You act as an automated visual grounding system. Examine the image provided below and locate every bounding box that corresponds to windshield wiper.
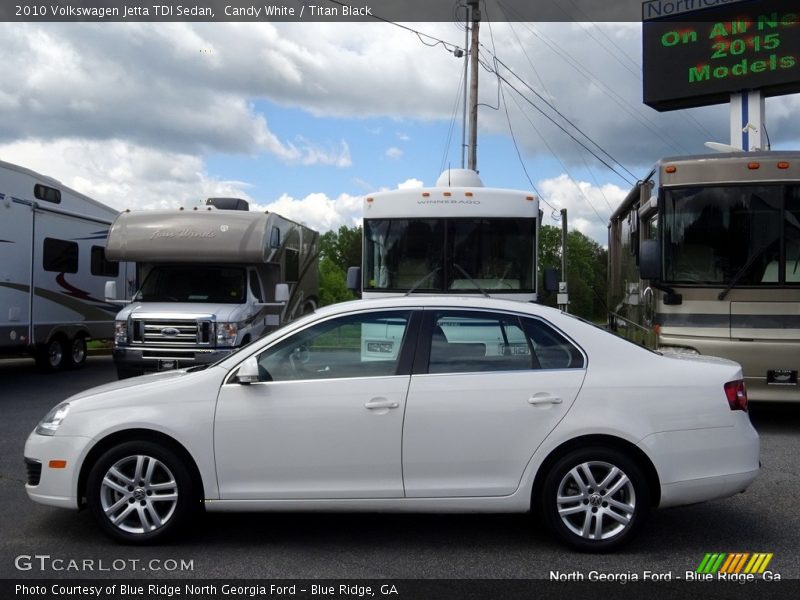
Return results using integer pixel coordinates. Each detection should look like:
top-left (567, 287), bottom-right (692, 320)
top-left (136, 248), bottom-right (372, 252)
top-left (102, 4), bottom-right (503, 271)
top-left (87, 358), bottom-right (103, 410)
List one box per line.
top-left (453, 264), bottom-right (491, 298)
top-left (718, 242), bottom-right (772, 301)
top-left (404, 268), bottom-right (440, 295)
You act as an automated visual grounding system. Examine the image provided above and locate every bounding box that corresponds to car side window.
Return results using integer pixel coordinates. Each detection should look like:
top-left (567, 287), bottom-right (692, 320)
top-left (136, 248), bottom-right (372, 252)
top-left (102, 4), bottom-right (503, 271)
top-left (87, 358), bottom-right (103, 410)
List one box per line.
top-left (522, 317), bottom-right (585, 369)
top-left (428, 311), bottom-right (533, 374)
top-left (256, 311), bottom-right (412, 381)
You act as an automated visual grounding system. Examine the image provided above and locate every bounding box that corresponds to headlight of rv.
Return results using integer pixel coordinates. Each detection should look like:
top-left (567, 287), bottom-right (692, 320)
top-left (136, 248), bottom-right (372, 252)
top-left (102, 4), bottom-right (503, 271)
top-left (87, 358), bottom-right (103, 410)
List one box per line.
top-left (216, 323), bottom-right (238, 347)
top-left (36, 403), bottom-right (71, 436)
top-left (114, 320), bottom-right (128, 344)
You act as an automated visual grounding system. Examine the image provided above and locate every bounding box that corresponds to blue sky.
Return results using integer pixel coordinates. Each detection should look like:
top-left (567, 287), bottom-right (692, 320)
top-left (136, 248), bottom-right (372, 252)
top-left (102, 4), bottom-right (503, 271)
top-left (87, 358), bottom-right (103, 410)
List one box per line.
top-left (0, 20), bottom-right (798, 245)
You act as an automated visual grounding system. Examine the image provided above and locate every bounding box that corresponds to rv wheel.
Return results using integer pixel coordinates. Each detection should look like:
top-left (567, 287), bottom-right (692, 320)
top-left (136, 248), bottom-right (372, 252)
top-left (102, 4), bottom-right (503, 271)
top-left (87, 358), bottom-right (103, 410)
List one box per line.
top-left (67, 336), bottom-right (87, 369)
top-left (36, 336), bottom-right (67, 372)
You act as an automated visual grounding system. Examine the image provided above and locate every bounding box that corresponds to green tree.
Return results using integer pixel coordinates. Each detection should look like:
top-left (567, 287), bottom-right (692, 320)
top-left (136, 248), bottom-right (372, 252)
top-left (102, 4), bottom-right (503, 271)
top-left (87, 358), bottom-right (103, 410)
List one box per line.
top-left (538, 224), bottom-right (608, 322)
top-left (317, 225), bottom-right (362, 306)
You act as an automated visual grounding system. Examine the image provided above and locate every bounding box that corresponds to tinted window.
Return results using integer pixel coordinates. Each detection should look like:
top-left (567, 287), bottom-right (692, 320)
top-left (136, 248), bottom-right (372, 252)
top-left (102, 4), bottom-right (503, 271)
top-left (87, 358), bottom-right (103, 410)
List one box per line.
top-left (91, 246), bottom-right (119, 277)
top-left (257, 311), bottom-right (411, 381)
top-left (249, 271), bottom-right (263, 302)
top-left (428, 311), bottom-right (532, 374)
top-left (43, 238), bottom-right (78, 273)
top-left (522, 318), bottom-right (585, 369)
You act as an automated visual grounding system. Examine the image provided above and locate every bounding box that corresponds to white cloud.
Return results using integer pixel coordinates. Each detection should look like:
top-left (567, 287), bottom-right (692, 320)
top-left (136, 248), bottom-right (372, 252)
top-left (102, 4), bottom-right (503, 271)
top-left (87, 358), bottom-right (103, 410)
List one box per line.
top-left (385, 146), bottom-right (403, 159)
top-left (397, 178), bottom-right (424, 190)
top-left (537, 174), bottom-right (627, 246)
top-left (252, 192), bottom-right (362, 232)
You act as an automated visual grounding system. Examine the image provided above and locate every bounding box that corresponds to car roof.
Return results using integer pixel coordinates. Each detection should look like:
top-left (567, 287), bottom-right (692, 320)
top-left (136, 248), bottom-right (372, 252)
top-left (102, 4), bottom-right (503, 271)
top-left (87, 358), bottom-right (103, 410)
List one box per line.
top-left (312, 295), bottom-right (562, 319)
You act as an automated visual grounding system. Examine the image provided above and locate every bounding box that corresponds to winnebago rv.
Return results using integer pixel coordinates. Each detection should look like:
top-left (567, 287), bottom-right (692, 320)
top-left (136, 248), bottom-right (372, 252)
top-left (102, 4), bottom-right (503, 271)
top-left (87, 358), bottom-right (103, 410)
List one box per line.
top-left (104, 199), bottom-right (319, 378)
top-left (0, 160), bottom-right (131, 371)
top-left (352, 169), bottom-right (542, 301)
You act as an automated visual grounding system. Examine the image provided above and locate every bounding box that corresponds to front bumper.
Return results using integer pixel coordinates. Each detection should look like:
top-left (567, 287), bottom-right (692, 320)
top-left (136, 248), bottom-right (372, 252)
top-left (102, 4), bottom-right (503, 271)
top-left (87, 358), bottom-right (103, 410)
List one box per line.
top-left (113, 345), bottom-right (235, 373)
top-left (24, 432), bottom-right (92, 509)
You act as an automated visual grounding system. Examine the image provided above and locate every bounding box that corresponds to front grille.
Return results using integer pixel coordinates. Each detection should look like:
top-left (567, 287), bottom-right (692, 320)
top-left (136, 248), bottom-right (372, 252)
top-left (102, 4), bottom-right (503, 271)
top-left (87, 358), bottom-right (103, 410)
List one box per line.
top-left (130, 319), bottom-right (213, 347)
top-left (25, 458), bottom-right (42, 486)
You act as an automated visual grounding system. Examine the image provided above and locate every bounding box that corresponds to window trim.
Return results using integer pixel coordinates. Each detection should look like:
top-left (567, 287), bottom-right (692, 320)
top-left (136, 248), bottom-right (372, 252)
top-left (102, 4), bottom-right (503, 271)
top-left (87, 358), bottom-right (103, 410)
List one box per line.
top-left (412, 307), bottom-right (587, 376)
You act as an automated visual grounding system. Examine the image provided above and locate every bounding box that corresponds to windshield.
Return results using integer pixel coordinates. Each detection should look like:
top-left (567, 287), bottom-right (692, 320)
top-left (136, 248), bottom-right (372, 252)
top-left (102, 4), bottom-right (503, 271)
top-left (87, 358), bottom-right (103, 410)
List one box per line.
top-left (364, 218), bottom-right (535, 292)
top-left (134, 266), bottom-right (247, 303)
top-left (662, 185), bottom-right (800, 286)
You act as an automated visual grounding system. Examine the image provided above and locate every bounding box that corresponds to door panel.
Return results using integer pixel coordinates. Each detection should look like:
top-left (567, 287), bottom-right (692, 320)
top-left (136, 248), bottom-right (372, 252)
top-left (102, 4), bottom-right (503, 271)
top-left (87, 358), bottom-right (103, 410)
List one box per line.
top-left (214, 375), bottom-right (410, 499)
top-left (402, 309), bottom-right (586, 498)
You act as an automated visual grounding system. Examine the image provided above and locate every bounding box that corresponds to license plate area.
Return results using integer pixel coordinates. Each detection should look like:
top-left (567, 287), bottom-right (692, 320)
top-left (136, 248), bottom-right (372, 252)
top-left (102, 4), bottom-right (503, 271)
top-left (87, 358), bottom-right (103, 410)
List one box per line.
top-left (767, 369), bottom-right (797, 386)
top-left (157, 359), bottom-right (179, 371)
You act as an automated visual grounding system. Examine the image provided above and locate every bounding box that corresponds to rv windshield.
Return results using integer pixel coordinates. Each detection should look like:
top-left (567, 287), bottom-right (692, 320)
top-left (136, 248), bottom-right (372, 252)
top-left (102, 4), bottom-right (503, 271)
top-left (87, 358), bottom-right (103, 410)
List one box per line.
top-left (134, 266), bottom-right (247, 303)
top-left (663, 185), bottom-right (800, 286)
top-left (364, 218), bottom-right (535, 292)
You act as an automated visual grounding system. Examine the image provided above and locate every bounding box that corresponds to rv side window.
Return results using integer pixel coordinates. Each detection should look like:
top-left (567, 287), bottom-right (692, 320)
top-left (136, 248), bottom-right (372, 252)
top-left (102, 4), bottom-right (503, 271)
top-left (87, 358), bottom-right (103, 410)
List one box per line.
top-left (285, 249), bottom-right (299, 282)
top-left (91, 246), bottom-right (119, 277)
top-left (43, 238), bottom-right (78, 273)
top-left (34, 184), bottom-right (61, 204)
top-left (270, 227), bottom-right (281, 249)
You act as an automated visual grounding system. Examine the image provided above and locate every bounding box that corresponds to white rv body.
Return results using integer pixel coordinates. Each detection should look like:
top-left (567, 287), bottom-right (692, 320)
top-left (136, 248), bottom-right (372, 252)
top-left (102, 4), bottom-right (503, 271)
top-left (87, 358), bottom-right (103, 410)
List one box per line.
top-left (360, 169), bottom-right (542, 302)
top-left (105, 203), bottom-right (319, 378)
top-left (0, 160), bottom-right (131, 370)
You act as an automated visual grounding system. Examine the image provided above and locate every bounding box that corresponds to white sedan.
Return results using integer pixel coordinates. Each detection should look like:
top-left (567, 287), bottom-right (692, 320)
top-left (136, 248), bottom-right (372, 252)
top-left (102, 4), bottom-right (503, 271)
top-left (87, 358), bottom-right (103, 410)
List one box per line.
top-left (24, 296), bottom-right (759, 551)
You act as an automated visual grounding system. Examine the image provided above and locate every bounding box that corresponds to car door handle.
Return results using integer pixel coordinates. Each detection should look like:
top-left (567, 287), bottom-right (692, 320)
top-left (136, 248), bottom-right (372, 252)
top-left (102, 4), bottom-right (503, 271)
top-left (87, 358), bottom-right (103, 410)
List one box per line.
top-left (364, 399), bottom-right (400, 410)
top-left (528, 395), bottom-right (562, 405)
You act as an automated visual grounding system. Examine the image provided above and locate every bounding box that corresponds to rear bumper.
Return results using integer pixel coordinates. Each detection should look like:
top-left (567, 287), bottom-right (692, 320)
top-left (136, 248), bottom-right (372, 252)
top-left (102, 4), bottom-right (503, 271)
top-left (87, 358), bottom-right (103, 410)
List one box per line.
top-left (638, 414), bottom-right (760, 508)
top-left (113, 346), bottom-right (234, 372)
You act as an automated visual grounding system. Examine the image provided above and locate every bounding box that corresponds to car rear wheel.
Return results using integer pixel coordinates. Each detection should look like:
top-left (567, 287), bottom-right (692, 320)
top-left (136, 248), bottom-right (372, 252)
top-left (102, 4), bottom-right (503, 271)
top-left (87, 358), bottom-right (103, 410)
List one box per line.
top-left (541, 447), bottom-right (649, 552)
top-left (87, 441), bottom-right (196, 544)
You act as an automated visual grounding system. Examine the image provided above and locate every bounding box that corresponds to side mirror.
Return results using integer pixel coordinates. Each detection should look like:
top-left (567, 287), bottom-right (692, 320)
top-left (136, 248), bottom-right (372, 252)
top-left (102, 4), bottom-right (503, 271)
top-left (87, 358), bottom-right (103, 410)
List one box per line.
top-left (543, 267), bottom-right (560, 293)
top-left (639, 240), bottom-right (661, 281)
top-left (274, 283), bottom-right (289, 303)
top-left (346, 266), bottom-right (361, 292)
top-left (104, 280), bottom-right (118, 301)
top-left (236, 356), bottom-right (261, 384)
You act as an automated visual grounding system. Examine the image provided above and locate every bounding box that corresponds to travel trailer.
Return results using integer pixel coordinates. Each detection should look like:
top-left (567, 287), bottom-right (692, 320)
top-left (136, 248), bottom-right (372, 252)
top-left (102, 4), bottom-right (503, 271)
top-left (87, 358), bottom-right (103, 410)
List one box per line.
top-left (0, 160), bottom-right (131, 371)
top-left (105, 199), bottom-right (319, 378)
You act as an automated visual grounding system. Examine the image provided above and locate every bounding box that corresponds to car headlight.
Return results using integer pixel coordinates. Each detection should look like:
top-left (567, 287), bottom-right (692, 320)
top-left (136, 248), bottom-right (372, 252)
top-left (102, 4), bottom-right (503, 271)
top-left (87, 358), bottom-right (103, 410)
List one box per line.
top-left (36, 403), bottom-right (71, 436)
top-left (114, 320), bottom-right (128, 344)
top-left (216, 323), bottom-right (238, 347)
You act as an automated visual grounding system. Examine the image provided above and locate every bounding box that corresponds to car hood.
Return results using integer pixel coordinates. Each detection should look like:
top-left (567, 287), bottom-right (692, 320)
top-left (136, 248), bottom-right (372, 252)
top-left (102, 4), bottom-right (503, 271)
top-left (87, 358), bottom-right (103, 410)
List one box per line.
top-left (116, 302), bottom-right (244, 322)
top-left (66, 368), bottom-right (200, 403)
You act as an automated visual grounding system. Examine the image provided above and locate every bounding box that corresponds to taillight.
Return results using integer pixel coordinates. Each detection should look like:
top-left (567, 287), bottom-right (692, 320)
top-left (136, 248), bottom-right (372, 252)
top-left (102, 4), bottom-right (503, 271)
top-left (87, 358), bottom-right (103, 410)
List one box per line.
top-left (724, 380), bottom-right (748, 411)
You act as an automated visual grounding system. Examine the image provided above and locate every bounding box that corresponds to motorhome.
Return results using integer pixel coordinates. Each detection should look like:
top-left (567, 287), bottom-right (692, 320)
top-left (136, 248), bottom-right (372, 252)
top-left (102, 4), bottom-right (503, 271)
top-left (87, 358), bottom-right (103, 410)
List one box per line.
top-left (608, 152), bottom-right (800, 402)
top-left (0, 160), bottom-right (131, 371)
top-left (351, 169), bottom-right (542, 302)
top-left (105, 199), bottom-right (319, 378)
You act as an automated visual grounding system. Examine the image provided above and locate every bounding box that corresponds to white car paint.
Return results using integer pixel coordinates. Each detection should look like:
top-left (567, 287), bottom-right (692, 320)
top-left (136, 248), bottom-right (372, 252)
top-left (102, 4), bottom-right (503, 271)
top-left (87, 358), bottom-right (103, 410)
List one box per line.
top-left (24, 296), bottom-right (760, 548)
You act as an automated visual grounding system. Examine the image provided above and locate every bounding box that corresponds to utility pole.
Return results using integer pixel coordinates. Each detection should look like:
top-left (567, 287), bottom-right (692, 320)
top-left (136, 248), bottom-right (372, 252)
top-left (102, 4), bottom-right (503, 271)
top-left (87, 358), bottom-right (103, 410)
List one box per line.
top-left (460, 2), bottom-right (469, 169)
top-left (558, 209), bottom-right (570, 312)
top-left (467, 0), bottom-right (480, 172)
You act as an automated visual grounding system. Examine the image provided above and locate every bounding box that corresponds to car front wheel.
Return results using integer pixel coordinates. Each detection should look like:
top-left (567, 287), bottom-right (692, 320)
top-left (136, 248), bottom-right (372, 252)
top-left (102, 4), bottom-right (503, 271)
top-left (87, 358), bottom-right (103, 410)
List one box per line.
top-left (87, 441), bottom-right (196, 544)
top-left (541, 447), bottom-right (649, 552)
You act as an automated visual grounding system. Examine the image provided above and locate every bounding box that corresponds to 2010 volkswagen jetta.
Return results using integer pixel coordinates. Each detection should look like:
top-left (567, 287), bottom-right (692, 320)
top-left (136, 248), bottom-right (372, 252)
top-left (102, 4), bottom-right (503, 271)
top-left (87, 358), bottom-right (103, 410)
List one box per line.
top-left (24, 296), bottom-right (759, 551)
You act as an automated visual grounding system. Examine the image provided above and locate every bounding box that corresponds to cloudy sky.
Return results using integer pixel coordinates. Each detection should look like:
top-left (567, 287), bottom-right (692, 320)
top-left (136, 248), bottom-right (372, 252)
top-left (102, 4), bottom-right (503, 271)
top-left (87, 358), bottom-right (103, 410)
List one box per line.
top-left (2, 13), bottom-right (799, 245)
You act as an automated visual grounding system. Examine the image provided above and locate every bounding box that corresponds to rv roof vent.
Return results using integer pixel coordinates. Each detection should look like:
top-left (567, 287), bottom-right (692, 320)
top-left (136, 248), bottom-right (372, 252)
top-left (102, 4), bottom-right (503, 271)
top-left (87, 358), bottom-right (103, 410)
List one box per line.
top-left (206, 197), bottom-right (250, 211)
top-left (435, 169), bottom-right (484, 188)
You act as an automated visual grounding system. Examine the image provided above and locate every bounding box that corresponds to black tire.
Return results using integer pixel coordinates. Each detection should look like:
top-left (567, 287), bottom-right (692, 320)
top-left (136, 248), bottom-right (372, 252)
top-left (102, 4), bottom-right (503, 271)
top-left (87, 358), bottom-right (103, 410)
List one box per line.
top-left (35, 336), bottom-right (67, 372)
top-left (540, 446), bottom-right (649, 552)
top-left (66, 336), bottom-right (87, 369)
top-left (116, 367), bottom-right (144, 379)
top-left (86, 440), bottom-right (197, 544)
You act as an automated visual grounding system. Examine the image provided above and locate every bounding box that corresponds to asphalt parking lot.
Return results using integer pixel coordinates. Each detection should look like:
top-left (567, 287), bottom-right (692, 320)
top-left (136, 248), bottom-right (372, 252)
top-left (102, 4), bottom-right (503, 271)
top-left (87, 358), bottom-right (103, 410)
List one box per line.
top-left (1, 356), bottom-right (798, 582)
